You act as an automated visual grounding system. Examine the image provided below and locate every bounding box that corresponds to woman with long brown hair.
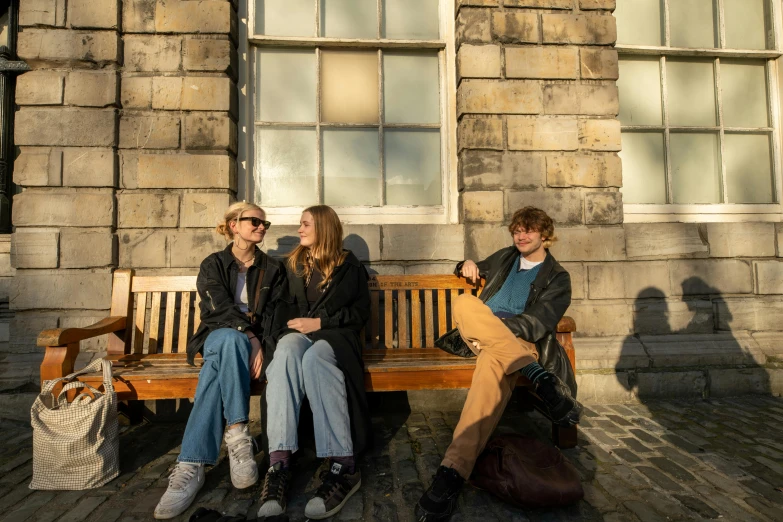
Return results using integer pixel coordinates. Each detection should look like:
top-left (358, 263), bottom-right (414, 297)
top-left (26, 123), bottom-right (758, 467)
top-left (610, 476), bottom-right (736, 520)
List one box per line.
top-left (258, 205), bottom-right (371, 520)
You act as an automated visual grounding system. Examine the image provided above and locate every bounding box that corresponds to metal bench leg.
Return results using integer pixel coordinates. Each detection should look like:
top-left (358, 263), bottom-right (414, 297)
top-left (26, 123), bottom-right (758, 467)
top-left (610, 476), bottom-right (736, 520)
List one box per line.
top-left (552, 424), bottom-right (578, 449)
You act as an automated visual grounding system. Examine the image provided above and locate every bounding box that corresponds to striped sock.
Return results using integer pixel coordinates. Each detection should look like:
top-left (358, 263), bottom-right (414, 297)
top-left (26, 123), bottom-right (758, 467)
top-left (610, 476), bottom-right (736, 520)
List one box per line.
top-left (521, 362), bottom-right (548, 383)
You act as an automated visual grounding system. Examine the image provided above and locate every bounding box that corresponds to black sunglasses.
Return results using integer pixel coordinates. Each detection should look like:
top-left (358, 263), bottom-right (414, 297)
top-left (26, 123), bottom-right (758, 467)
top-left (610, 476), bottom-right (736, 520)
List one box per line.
top-left (238, 217), bottom-right (271, 229)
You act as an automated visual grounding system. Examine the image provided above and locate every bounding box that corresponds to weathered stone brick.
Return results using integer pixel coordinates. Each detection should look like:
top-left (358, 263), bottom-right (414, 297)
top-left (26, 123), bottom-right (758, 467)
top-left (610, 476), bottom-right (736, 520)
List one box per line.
top-left (636, 371), bottom-right (706, 399)
top-left (588, 261), bottom-right (670, 299)
top-left (121, 76), bottom-right (153, 109)
top-left (465, 224), bottom-right (511, 261)
top-left (505, 47), bottom-right (579, 79)
top-left (457, 45), bottom-right (501, 78)
top-left (118, 192), bottom-right (179, 228)
top-left (119, 111), bottom-right (181, 149)
top-left (169, 229), bottom-right (227, 268)
top-left (506, 190), bottom-right (583, 225)
top-left (10, 269), bottom-right (112, 310)
top-left (457, 80), bottom-right (542, 115)
top-left (546, 153), bottom-right (622, 187)
top-left (119, 229), bottom-right (168, 268)
top-left (124, 35), bottom-right (182, 72)
top-left (459, 0), bottom-right (498, 6)
top-left (16, 71), bottom-right (64, 105)
top-left (152, 77), bottom-right (234, 112)
top-left (508, 116), bottom-right (578, 151)
top-left (504, 0), bottom-right (571, 7)
top-left (463, 191), bottom-right (503, 222)
top-left (18, 29), bottom-right (120, 64)
top-left (670, 260), bottom-right (753, 295)
top-left (579, 119), bottom-right (621, 151)
top-left (707, 222), bottom-right (776, 258)
top-left (461, 150), bottom-right (544, 190)
top-left (491, 11), bottom-right (538, 43)
top-left (14, 149), bottom-right (62, 187)
top-left (754, 261), bottom-right (783, 294)
top-left (11, 231), bottom-right (59, 269)
top-left (456, 8), bottom-right (491, 44)
top-left (544, 84), bottom-right (619, 116)
top-left (122, 0), bottom-right (156, 33)
top-left (709, 368), bottom-right (770, 397)
top-left (119, 151), bottom-right (140, 189)
top-left (155, 1), bottom-right (233, 33)
top-left (137, 154), bottom-right (236, 189)
top-left (580, 0), bottom-right (616, 9)
top-left (263, 226), bottom-right (301, 257)
top-left (580, 48), bottom-right (619, 80)
top-left (69, 0), bottom-right (119, 29)
top-left (381, 225), bottom-right (465, 261)
top-left (585, 191), bottom-right (622, 224)
top-left (183, 112), bottom-right (237, 152)
top-left (19, 0), bottom-right (66, 27)
top-left (779, 223), bottom-right (783, 257)
top-left (634, 300), bottom-right (714, 335)
top-left (60, 229), bottom-right (114, 268)
top-left (15, 108), bottom-right (117, 147)
top-left (184, 38), bottom-right (234, 73)
top-left (458, 117), bottom-right (503, 150)
top-left (542, 13), bottom-right (617, 45)
top-left (180, 192), bottom-right (231, 228)
top-left (343, 225), bottom-right (382, 262)
top-left (62, 148), bottom-right (116, 187)
top-left (64, 71), bottom-right (118, 107)
top-left (567, 300), bottom-right (632, 336)
top-left (625, 223), bottom-right (709, 259)
top-left (717, 297), bottom-right (783, 331)
top-left (12, 190), bottom-right (115, 227)
top-left (550, 227), bottom-right (626, 261)
top-left (151, 77), bottom-right (183, 110)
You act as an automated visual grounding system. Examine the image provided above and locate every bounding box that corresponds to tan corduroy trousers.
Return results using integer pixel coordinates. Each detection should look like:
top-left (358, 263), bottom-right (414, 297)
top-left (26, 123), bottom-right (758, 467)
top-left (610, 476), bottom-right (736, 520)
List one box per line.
top-left (441, 293), bottom-right (538, 479)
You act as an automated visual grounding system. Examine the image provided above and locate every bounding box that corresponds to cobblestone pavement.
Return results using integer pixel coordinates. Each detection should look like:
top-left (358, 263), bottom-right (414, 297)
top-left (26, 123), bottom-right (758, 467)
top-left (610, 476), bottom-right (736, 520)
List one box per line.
top-left (1, 395), bottom-right (783, 522)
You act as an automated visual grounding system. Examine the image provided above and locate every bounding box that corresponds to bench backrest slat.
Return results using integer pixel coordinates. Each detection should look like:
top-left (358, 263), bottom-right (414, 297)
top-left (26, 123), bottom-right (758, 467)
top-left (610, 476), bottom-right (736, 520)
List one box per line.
top-left (178, 292), bottom-right (192, 354)
top-left (148, 292), bottom-right (162, 354)
top-left (134, 292), bottom-right (147, 355)
top-left (411, 291), bottom-right (421, 348)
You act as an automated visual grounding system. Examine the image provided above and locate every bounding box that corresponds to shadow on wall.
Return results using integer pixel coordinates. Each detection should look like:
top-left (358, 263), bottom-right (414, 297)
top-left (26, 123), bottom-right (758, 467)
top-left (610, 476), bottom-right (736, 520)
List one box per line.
top-left (265, 233), bottom-right (372, 270)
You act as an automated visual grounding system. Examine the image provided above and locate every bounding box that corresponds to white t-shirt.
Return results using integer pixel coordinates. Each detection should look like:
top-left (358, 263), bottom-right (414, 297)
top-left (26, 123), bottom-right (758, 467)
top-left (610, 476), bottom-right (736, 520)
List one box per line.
top-left (519, 255), bottom-right (543, 271)
top-left (235, 272), bottom-right (249, 313)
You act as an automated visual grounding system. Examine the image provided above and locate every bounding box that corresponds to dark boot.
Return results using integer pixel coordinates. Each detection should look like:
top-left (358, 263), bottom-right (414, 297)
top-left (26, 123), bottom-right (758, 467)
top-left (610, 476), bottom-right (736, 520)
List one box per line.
top-left (536, 373), bottom-right (582, 426)
top-left (415, 466), bottom-right (465, 522)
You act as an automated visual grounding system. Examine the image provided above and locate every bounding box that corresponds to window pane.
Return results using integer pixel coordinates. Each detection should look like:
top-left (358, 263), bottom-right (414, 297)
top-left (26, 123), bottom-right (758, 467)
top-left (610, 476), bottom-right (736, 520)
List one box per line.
top-left (321, 50), bottom-right (379, 124)
top-left (667, 60), bottom-right (716, 126)
top-left (670, 133), bottom-right (721, 204)
top-left (385, 130), bottom-right (441, 206)
top-left (257, 49), bottom-right (316, 123)
top-left (255, 0), bottom-right (314, 37)
top-left (721, 60), bottom-right (768, 128)
top-left (257, 127), bottom-right (317, 206)
top-left (724, 0), bottom-right (769, 50)
top-left (670, 0), bottom-right (717, 48)
top-left (323, 129), bottom-right (381, 206)
top-left (619, 132), bottom-right (667, 204)
top-left (614, 0), bottom-right (663, 46)
top-left (725, 134), bottom-right (774, 203)
top-left (383, 52), bottom-right (440, 124)
top-left (618, 58), bottom-right (662, 125)
top-left (321, 0), bottom-right (377, 38)
top-left (384, 0), bottom-right (439, 40)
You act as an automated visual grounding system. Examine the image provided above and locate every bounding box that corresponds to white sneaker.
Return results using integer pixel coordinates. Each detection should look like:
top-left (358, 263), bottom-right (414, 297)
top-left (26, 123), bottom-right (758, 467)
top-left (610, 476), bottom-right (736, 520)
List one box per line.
top-left (153, 462), bottom-right (205, 520)
top-left (224, 424), bottom-right (259, 489)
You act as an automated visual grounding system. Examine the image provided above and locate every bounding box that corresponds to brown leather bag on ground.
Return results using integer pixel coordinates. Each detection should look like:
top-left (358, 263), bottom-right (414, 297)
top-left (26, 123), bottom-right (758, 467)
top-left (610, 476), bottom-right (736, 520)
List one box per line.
top-left (471, 434), bottom-right (584, 508)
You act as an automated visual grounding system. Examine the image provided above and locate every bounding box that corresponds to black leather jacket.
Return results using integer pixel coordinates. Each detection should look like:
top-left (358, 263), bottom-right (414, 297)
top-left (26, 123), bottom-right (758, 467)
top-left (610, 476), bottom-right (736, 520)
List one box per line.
top-left (436, 247), bottom-right (577, 397)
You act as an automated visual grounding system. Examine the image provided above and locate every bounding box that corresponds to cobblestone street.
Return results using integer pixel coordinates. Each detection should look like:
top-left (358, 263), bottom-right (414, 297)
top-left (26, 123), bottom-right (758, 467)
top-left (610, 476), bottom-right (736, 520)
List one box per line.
top-left (1, 395), bottom-right (783, 522)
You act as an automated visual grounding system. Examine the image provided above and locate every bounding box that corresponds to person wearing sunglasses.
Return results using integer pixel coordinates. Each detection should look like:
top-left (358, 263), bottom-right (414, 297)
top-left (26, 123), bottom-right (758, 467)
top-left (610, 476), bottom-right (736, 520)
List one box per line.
top-left (257, 205), bottom-right (371, 520)
top-left (155, 202), bottom-right (291, 519)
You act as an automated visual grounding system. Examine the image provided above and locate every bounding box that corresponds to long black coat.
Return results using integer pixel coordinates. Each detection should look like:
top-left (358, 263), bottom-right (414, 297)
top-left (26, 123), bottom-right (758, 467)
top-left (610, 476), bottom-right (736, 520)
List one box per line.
top-left (266, 251), bottom-right (372, 456)
top-left (436, 248), bottom-right (577, 397)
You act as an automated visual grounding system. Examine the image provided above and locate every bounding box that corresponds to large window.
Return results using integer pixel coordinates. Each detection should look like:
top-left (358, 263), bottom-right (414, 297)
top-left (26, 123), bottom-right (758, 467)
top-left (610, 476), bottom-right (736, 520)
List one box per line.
top-left (615, 0), bottom-right (783, 219)
top-left (242, 0), bottom-right (456, 223)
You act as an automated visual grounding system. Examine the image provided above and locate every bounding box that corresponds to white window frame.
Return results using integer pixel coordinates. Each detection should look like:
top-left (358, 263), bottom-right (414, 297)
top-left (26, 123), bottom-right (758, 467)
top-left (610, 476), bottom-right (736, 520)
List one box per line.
top-left (236, 0), bottom-right (458, 225)
top-left (618, 0), bottom-right (783, 223)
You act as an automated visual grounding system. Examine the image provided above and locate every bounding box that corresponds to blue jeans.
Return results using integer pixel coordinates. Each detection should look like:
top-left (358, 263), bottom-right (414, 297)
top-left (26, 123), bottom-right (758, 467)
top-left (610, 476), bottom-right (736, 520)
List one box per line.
top-left (179, 328), bottom-right (252, 465)
top-left (265, 333), bottom-right (353, 458)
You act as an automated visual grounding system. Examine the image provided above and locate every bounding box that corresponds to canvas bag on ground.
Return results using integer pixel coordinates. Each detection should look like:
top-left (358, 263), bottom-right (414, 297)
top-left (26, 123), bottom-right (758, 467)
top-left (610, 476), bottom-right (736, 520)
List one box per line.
top-left (30, 357), bottom-right (119, 490)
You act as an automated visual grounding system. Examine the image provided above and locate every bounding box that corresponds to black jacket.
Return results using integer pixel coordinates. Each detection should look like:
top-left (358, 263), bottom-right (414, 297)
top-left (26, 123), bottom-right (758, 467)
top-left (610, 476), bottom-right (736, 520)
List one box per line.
top-left (267, 251), bottom-right (373, 455)
top-left (436, 247), bottom-right (577, 397)
top-left (186, 245), bottom-right (290, 366)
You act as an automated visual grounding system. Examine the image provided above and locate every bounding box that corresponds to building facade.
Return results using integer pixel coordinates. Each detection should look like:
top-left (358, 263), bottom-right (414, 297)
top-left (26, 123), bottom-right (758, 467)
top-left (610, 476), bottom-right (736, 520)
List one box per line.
top-left (2, 0), bottom-right (782, 401)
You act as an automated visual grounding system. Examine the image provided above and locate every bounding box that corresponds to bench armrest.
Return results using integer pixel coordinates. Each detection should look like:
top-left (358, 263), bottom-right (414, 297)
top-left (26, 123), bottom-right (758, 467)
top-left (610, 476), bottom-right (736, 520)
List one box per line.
top-left (556, 316), bottom-right (576, 334)
top-left (37, 316), bottom-right (127, 347)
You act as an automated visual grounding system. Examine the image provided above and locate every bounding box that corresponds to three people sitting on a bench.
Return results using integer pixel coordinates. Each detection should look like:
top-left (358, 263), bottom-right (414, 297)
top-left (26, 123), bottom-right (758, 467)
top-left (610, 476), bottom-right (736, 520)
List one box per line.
top-left (154, 203), bottom-right (580, 521)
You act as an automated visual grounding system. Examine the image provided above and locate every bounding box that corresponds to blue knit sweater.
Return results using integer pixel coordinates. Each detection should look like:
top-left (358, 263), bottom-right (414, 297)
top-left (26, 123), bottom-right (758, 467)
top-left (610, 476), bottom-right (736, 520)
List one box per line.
top-left (485, 263), bottom-right (542, 317)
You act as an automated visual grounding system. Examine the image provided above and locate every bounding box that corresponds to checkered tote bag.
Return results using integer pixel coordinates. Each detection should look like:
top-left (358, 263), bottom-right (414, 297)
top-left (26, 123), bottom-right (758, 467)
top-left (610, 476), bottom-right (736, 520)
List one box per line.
top-left (30, 358), bottom-right (119, 490)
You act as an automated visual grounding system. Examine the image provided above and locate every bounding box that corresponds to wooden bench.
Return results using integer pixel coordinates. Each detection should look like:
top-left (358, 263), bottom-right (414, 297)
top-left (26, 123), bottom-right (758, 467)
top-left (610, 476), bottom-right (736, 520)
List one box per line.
top-left (39, 269), bottom-right (579, 447)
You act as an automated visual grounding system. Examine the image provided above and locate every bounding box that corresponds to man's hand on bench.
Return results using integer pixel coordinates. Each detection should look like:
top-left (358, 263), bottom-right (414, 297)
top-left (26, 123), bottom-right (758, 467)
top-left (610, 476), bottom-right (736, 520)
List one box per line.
top-left (461, 260), bottom-right (480, 283)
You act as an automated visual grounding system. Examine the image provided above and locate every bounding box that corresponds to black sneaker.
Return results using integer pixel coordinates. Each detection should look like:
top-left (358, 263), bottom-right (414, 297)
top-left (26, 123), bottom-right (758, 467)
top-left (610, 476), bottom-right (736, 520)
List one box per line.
top-left (304, 461), bottom-right (361, 520)
top-left (414, 466), bottom-right (464, 522)
top-left (257, 463), bottom-right (292, 518)
top-left (536, 373), bottom-right (582, 426)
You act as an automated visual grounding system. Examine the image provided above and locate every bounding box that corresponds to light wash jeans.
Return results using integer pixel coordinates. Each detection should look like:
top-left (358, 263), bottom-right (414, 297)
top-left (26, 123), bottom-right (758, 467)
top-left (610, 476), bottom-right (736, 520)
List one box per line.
top-left (179, 328), bottom-right (252, 465)
top-left (265, 333), bottom-right (353, 458)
